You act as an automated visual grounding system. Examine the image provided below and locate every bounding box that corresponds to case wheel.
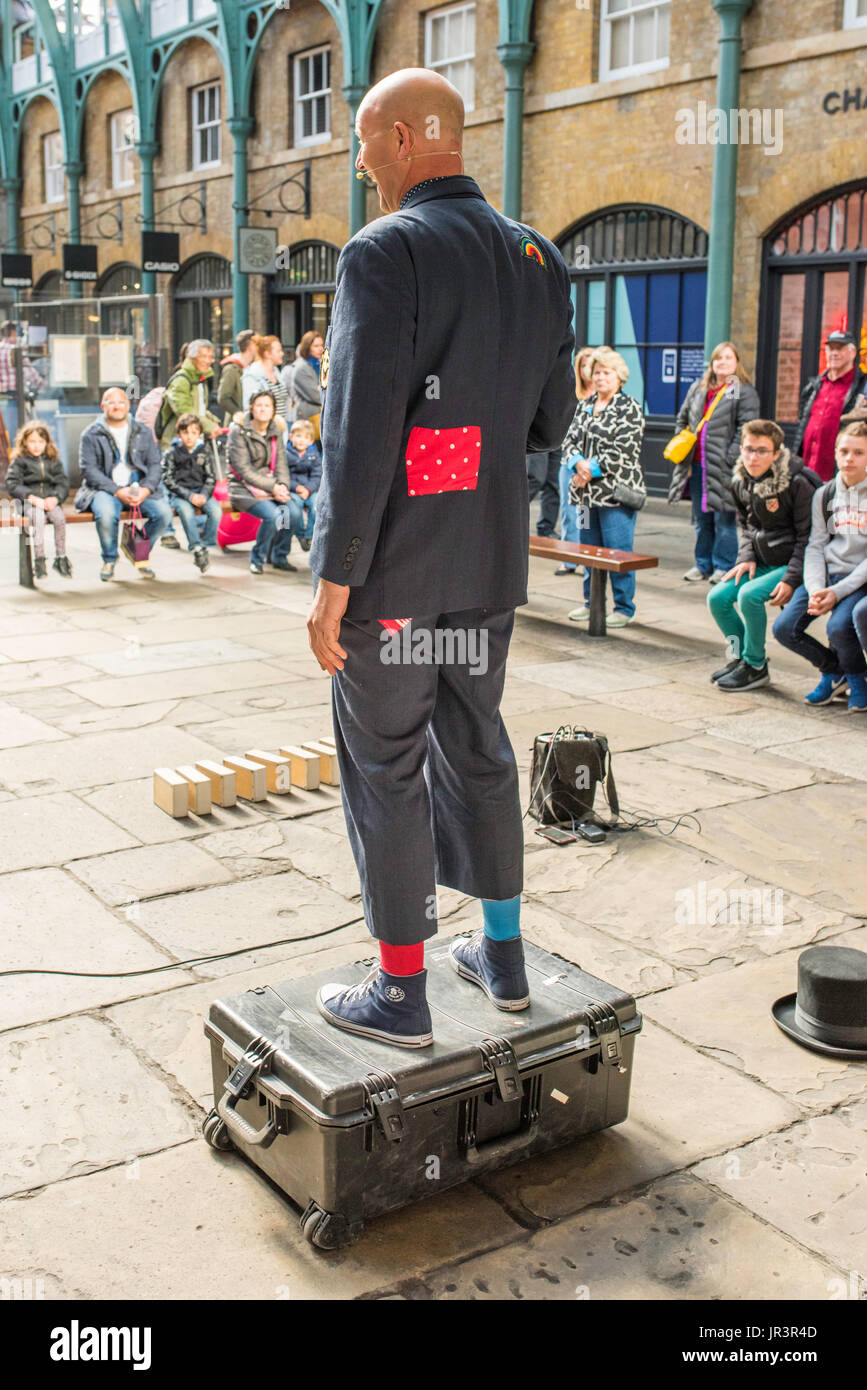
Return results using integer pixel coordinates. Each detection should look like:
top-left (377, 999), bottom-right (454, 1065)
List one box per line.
top-left (203, 1109), bottom-right (233, 1151)
top-left (300, 1202), bottom-right (363, 1250)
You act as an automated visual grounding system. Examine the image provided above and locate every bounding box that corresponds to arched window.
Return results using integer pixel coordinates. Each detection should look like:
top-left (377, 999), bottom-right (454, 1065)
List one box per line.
top-left (32, 269), bottom-right (68, 300)
top-left (97, 262), bottom-right (143, 297)
top-left (269, 240), bottom-right (338, 345)
top-left (759, 182), bottom-right (867, 428)
top-left (173, 253), bottom-right (233, 360)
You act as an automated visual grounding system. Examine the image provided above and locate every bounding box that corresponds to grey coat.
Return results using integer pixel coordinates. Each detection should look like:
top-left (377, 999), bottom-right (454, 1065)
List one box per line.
top-left (668, 376), bottom-right (761, 513)
top-left (226, 415), bottom-right (289, 513)
top-left (292, 357), bottom-right (321, 420)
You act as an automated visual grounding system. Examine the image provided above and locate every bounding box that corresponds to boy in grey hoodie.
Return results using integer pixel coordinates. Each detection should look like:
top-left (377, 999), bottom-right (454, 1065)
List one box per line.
top-left (773, 421), bottom-right (867, 712)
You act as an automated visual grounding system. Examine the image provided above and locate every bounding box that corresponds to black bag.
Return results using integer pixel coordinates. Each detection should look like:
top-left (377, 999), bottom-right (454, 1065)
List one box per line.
top-left (73, 481), bottom-right (96, 512)
top-left (610, 480), bottom-right (647, 511)
top-left (528, 725), bottom-right (619, 826)
top-left (203, 939), bottom-right (641, 1248)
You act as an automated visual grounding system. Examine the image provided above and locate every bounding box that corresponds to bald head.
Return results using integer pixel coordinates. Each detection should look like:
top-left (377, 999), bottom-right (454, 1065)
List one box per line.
top-left (355, 67), bottom-right (465, 213)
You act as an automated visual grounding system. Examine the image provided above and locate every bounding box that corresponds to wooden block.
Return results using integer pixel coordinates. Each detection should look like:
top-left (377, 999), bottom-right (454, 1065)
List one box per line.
top-left (319, 735), bottom-right (337, 750)
top-left (223, 756), bottom-right (268, 801)
top-left (301, 741), bottom-right (340, 786)
top-left (175, 765), bottom-right (213, 816)
top-left (245, 749), bottom-right (293, 794)
top-left (278, 745), bottom-right (321, 789)
top-left (153, 768), bottom-right (189, 819)
top-left (194, 760), bottom-right (237, 808)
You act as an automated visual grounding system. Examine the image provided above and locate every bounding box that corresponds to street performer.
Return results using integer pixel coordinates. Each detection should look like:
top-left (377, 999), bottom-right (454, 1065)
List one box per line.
top-left (307, 67), bottom-right (576, 1047)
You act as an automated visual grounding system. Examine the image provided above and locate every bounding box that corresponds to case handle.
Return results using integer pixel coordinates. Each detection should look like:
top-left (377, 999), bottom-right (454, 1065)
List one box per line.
top-left (217, 1090), bottom-right (278, 1148)
top-left (463, 1121), bottom-right (538, 1166)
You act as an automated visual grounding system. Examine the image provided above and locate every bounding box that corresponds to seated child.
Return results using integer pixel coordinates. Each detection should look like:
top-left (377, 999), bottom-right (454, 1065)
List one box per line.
top-left (708, 419), bottom-right (820, 691)
top-left (161, 413), bottom-right (221, 573)
top-left (7, 422), bottom-right (71, 579)
top-left (286, 418), bottom-right (321, 553)
top-left (772, 420), bottom-right (867, 712)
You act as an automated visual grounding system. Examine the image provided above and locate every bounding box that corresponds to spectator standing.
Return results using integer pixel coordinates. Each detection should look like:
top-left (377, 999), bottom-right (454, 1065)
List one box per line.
top-left (708, 419), bottom-right (820, 692)
top-left (159, 339), bottom-right (223, 448)
top-left (279, 347), bottom-right (298, 425)
top-left (242, 335), bottom-right (289, 421)
top-left (555, 345), bottom-right (596, 575)
top-left (227, 389), bottom-right (302, 574)
top-left (565, 347), bottom-right (646, 627)
top-left (286, 418), bottom-right (322, 552)
top-left (161, 413), bottom-right (221, 573)
top-left (6, 421), bottom-right (71, 578)
top-left (0, 321), bottom-right (43, 467)
top-left (793, 330), bottom-right (867, 482)
top-left (293, 331), bottom-right (323, 430)
top-left (217, 329), bottom-right (256, 421)
top-left (669, 341), bottom-right (760, 584)
top-left (773, 421), bottom-right (867, 713)
top-left (79, 387), bottom-right (172, 582)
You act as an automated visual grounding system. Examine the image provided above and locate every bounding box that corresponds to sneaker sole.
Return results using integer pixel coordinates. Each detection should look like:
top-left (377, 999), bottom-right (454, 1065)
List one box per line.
top-left (718, 675), bottom-right (770, 692)
top-left (315, 997), bottom-right (433, 1047)
top-left (448, 948), bottom-right (530, 1011)
top-left (805, 688), bottom-right (846, 706)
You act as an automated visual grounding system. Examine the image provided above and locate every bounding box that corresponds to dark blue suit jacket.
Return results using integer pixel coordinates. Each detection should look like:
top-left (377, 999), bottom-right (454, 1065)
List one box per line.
top-left (311, 175), bottom-right (576, 618)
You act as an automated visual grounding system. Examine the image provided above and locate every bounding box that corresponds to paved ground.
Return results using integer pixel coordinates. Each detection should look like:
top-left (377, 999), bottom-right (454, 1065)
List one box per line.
top-left (0, 501), bottom-right (864, 1302)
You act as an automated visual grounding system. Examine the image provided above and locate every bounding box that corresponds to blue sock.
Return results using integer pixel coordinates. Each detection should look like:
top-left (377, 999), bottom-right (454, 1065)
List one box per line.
top-left (481, 896), bottom-right (521, 941)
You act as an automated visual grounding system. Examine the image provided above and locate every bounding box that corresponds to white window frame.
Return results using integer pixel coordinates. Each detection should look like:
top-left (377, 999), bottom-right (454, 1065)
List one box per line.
top-left (294, 46), bottom-right (332, 147)
top-left (191, 81), bottom-right (221, 171)
top-left (111, 109), bottom-right (137, 189)
top-left (599, 0), bottom-right (671, 83)
top-left (44, 131), bottom-right (64, 204)
top-left (424, 3), bottom-right (475, 113)
top-left (843, 0), bottom-right (867, 30)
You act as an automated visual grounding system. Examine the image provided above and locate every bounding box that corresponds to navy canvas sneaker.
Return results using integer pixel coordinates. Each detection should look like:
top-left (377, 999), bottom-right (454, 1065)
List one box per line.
top-left (316, 967), bottom-right (433, 1047)
top-left (449, 930), bottom-right (530, 1010)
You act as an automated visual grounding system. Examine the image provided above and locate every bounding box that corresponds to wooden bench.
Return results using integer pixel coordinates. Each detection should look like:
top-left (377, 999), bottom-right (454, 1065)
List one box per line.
top-left (1, 498), bottom-right (233, 589)
top-left (529, 536), bottom-right (659, 636)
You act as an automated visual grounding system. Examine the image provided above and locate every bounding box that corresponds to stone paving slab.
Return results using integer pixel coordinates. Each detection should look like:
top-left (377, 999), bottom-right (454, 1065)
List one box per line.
top-left (182, 708), bottom-right (336, 756)
top-left (0, 725), bottom-right (222, 795)
top-left (610, 748), bottom-right (785, 813)
top-left (650, 735), bottom-right (825, 793)
top-left (200, 817), bottom-right (362, 902)
top-left (641, 925), bottom-right (867, 1112)
top-left (65, 592), bottom-right (264, 629)
top-left (0, 1140), bottom-right (522, 1300)
top-left (103, 610), bottom-right (307, 648)
top-left (673, 783), bottom-right (867, 917)
top-left (67, 659), bottom-right (295, 707)
top-left (0, 791), bottom-right (137, 872)
top-left (197, 683), bottom-right (327, 719)
top-left (0, 1015), bottom-right (196, 1198)
top-left (0, 657), bottom-right (105, 695)
top-left (765, 731), bottom-right (867, 782)
top-left (476, 1020), bottom-right (799, 1224)
top-left (692, 1098), bottom-right (867, 1275)
top-left (48, 697), bottom-right (228, 737)
top-left (83, 636), bottom-right (273, 679)
top-left (68, 840), bottom-right (237, 905)
top-left (604, 680), bottom-right (758, 725)
top-left (417, 1172), bottom-right (842, 1300)
top-left (82, 776), bottom-right (268, 845)
top-left (0, 700), bottom-right (69, 750)
top-left (514, 657), bottom-right (666, 697)
top-left (700, 706), bottom-right (849, 749)
top-left (0, 630), bottom-right (125, 662)
top-left (0, 866), bottom-right (195, 1032)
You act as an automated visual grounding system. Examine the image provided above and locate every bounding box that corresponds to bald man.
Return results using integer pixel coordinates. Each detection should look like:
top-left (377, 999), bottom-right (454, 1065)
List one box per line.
top-left (309, 68), bottom-right (576, 1047)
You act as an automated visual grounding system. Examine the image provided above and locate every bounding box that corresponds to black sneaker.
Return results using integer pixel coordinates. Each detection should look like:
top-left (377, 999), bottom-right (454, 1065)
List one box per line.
top-left (717, 660), bottom-right (770, 692)
top-left (299, 537), bottom-right (312, 552)
top-left (449, 930), bottom-right (530, 1010)
top-left (193, 546), bottom-right (210, 572)
top-left (161, 533), bottom-right (180, 549)
top-left (271, 558), bottom-right (297, 572)
top-left (711, 657), bottom-right (741, 684)
top-left (53, 556), bottom-right (72, 577)
top-left (33, 556), bottom-right (47, 579)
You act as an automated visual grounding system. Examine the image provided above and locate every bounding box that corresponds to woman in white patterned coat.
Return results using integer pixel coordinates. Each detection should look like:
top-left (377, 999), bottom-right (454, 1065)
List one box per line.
top-left (562, 346), bottom-right (646, 627)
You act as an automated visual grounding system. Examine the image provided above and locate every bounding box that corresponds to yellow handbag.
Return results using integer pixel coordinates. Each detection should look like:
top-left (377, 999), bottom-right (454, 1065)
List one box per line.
top-left (663, 383), bottom-right (728, 463)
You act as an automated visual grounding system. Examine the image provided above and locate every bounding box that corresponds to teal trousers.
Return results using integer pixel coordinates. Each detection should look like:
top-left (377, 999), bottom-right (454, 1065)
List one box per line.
top-left (707, 564), bottom-right (788, 667)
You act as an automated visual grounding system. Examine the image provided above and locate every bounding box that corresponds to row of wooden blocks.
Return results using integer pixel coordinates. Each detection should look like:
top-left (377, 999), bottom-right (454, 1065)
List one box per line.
top-left (153, 737), bottom-right (339, 818)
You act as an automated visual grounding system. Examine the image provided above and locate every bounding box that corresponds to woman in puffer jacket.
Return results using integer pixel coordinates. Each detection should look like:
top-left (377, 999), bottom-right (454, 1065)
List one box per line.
top-left (227, 390), bottom-right (303, 574)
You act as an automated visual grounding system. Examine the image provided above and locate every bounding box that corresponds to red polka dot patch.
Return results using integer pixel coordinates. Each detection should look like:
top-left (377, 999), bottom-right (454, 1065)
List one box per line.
top-left (405, 426), bottom-right (481, 496)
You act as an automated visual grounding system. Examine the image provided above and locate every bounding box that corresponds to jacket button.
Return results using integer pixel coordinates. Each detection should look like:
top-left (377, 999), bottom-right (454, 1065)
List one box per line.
top-left (343, 561), bottom-right (353, 571)
top-left (350, 536), bottom-right (361, 547)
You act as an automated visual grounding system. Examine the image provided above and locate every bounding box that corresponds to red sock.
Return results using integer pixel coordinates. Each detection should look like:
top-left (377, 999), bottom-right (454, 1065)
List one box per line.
top-left (379, 941), bottom-right (424, 976)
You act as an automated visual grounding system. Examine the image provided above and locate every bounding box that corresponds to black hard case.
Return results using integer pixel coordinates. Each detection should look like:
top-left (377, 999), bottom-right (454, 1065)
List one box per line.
top-left (203, 937), bottom-right (642, 1248)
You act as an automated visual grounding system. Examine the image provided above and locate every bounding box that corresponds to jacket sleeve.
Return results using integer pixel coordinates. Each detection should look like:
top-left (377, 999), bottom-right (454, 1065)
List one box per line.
top-left (5, 457), bottom-right (27, 502)
top-left (162, 446), bottom-right (191, 500)
top-left (560, 401), bottom-right (585, 463)
top-left (166, 371), bottom-right (193, 420)
top-left (138, 428), bottom-right (164, 494)
top-left (732, 484), bottom-right (756, 564)
top-left (306, 447), bottom-right (322, 492)
top-left (217, 363), bottom-right (239, 416)
top-left (293, 360), bottom-right (321, 411)
top-left (201, 443), bottom-right (217, 499)
top-left (52, 458), bottom-right (70, 505)
top-left (803, 486), bottom-right (830, 595)
top-left (228, 426), bottom-right (276, 493)
top-left (675, 382), bottom-right (696, 432)
top-left (526, 260), bottom-right (576, 453)
top-left (783, 476), bottom-right (815, 589)
top-left (79, 430), bottom-right (118, 495)
top-left (241, 368), bottom-right (260, 412)
top-left (595, 394), bottom-right (644, 479)
top-left (726, 383), bottom-right (761, 466)
top-left (792, 377), bottom-right (817, 458)
top-left (311, 235), bottom-right (417, 588)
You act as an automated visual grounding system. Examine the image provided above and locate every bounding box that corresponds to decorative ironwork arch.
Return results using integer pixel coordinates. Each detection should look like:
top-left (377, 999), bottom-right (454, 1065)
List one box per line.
top-left (97, 261), bottom-right (143, 295)
top-left (558, 204), bottom-right (708, 269)
top-left (173, 253), bottom-right (233, 296)
top-left (767, 180), bottom-right (867, 261)
top-left (272, 240), bottom-right (339, 289)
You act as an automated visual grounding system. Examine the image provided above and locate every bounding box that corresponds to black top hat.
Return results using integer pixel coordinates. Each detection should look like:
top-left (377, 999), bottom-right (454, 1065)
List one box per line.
top-left (772, 946), bottom-right (867, 1060)
top-left (825, 330), bottom-right (857, 347)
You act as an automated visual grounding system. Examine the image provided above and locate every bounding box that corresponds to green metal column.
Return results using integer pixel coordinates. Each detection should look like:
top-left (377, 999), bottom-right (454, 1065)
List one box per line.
top-left (343, 83), bottom-right (366, 237)
top-left (497, 41), bottom-right (534, 221)
top-left (703, 0), bottom-right (754, 356)
top-left (1, 178), bottom-right (22, 253)
top-left (64, 160), bottom-right (84, 299)
top-left (137, 140), bottom-right (158, 298)
top-left (228, 115), bottom-right (254, 335)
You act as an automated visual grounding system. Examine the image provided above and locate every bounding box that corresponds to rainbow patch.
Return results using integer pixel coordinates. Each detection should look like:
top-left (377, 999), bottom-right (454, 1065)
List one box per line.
top-left (520, 235), bottom-right (547, 269)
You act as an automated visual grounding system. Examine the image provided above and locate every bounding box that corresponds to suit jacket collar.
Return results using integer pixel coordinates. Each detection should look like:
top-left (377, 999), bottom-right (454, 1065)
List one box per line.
top-left (399, 175), bottom-right (486, 211)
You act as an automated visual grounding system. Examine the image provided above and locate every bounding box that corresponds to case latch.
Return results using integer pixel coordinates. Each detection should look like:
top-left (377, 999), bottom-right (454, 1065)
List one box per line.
top-left (224, 1035), bottom-right (276, 1099)
top-left (364, 1071), bottom-right (406, 1142)
top-left (585, 1003), bottom-right (625, 1071)
top-left (479, 1038), bottom-right (522, 1102)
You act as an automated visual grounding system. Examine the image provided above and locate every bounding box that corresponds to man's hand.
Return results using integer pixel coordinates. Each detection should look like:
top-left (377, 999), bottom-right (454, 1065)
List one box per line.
top-left (808, 587), bottom-right (837, 616)
top-left (43, 496), bottom-right (59, 511)
top-left (273, 483), bottom-right (290, 503)
top-left (115, 487), bottom-right (133, 505)
top-left (768, 580), bottom-right (794, 608)
top-left (296, 485), bottom-right (310, 500)
top-left (190, 492), bottom-right (206, 507)
top-left (725, 562), bottom-right (756, 585)
top-left (307, 578), bottom-right (350, 675)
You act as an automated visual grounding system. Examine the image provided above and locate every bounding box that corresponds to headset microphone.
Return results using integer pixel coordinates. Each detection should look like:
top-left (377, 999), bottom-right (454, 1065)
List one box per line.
top-left (356, 151), bottom-right (463, 179)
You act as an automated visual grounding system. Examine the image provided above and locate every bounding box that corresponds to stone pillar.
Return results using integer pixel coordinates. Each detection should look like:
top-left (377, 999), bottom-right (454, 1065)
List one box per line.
top-left (704, 0), bottom-right (754, 356)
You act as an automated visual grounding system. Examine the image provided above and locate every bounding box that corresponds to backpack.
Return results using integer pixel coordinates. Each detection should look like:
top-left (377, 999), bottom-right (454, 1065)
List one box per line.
top-left (135, 370), bottom-right (185, 442)
top-left (820, 478), bottom-right (836, 531)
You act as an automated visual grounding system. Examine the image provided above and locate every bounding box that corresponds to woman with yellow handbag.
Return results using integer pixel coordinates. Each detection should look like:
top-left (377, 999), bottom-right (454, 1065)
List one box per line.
top-left (665, 342), bottom-right (760, 584)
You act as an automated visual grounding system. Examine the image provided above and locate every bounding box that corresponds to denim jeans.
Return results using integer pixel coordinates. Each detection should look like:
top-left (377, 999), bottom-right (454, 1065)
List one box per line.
top-left (557, 462), bottom-right (582, 569)
top-left (247, 497), bottom-right (304, 566)
top-left (707, 564), bottom-right (787, 667)
top-left (298, 488), bottom-right (318, 540)
top-left (527, 449), bottom-right (561, 537)
top-left (772, 579), bottom-right (867, 676)
top-left (690, 459), bottom-right (737, 573)
top-left (580, 503), bottom-right (638, 617)
top-left (172, 495), bottom-right (221, 549)
top-left (91, 490), bottom-right (172, 564)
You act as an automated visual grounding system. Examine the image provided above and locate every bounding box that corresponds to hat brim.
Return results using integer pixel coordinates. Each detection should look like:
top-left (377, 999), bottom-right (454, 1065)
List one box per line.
top-left (772, 993), bottom-right (867, 1061)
